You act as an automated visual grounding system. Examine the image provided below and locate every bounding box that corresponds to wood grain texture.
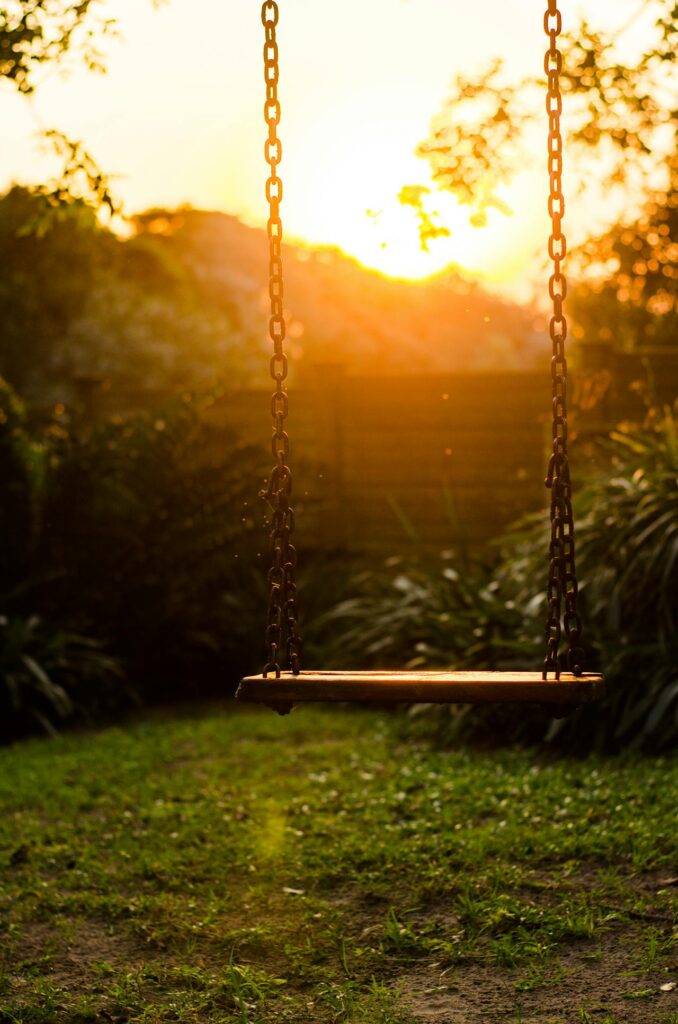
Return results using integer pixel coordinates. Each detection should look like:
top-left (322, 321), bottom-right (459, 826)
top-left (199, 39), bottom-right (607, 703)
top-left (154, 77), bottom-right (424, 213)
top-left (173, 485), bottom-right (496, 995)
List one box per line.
top-left (236, 670), bottom-right (605, 707)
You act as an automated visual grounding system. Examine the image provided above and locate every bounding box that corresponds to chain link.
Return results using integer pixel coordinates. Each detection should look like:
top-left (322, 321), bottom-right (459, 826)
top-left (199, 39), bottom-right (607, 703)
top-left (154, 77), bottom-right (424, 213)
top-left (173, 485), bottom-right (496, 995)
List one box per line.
top-left (542, 0), bottom-right (584, 679)
top-left (260, 0), bottom-right (302, 677)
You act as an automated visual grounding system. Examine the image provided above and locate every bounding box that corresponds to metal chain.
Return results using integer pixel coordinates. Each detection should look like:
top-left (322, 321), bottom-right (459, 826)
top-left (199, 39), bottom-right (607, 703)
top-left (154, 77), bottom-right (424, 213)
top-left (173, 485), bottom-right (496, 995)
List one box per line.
top-left (261, 0), bottom-right (301, 677)
top-left (542, 0), bottom-right (584, 679)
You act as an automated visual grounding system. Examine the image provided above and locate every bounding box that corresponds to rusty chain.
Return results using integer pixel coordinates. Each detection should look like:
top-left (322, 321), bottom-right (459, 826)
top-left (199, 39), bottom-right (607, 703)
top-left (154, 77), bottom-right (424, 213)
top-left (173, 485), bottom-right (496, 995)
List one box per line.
top-left (261, 0), bottom-right (301, 677)
top-left (543, 0), bottom-right (584, 679)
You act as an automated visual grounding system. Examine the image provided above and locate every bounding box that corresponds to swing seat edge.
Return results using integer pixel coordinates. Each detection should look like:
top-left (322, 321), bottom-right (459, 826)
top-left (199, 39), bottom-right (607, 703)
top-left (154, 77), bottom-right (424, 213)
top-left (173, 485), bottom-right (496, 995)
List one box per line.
top-left (236, 670), bottom-right (605, 707)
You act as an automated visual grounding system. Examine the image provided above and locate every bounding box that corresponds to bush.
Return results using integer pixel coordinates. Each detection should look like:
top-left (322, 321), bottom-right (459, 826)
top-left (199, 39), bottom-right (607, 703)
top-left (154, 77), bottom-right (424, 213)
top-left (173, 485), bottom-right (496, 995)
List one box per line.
top-left (0, 379), bottom-right (39, 589)
top-left (0, 379), bottom-right (126, 738)
top-left (0, 614), bottom-right (123, 742)
top-left (312, 410), bottom-right (678, 752)
top-left (567, 410), bottom-right (678, 749)
top-left (40, 394), bottom-right (270, 702)
top-left (0, 380), bottom-right (282, 738)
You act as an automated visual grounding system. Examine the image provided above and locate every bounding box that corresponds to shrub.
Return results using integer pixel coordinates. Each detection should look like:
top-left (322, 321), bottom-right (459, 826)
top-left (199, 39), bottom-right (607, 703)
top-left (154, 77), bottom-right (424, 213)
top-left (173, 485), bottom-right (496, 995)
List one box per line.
top-left (0, 381), bottom-right (282, 738)
top-left (40, 394), bottom-right (270, 702)
top-left (0, 379), bottom-right (126, 738)
top-left (0, 378), bottom-right (40, 589)
top-left (313, 410), bottom-right (678, 752)
top-left (0, 614), bottom-right (123, 742)
top-left (562, 410), bottom-right (678, 750)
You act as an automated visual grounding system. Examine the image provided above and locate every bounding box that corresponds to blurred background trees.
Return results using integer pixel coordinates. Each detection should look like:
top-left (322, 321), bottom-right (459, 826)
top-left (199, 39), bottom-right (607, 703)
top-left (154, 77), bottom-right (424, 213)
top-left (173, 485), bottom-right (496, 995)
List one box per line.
top-left (0, 0), bottom-right (115, 94)
top-left (409, 0), bottom-right (678, 350)
top-left (570, 154), bottom-right (678, 349)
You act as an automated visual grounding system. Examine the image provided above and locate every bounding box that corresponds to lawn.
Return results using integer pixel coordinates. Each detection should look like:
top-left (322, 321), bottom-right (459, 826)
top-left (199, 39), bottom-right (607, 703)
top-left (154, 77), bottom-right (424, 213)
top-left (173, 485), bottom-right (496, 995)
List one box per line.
top-left (0, 704), bottom-right (676, 1024)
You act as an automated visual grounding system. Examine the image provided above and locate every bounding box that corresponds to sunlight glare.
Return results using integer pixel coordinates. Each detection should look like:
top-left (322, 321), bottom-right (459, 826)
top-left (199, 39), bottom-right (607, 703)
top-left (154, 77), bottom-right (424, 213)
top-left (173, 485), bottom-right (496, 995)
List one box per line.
top-left (268, 86), bottom-right (547, 288)
top-left (285, 141), bottom-right (544, 287)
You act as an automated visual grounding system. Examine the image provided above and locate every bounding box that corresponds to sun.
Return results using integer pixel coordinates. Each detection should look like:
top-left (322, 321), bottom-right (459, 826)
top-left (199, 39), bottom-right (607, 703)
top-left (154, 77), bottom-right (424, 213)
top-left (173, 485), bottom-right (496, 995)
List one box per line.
top-left (329, 194), bottom-right (502, 283)
top-left (287, 170), bottom-right (545, 291)
top-left (279, 102), bottom-right (545, 291)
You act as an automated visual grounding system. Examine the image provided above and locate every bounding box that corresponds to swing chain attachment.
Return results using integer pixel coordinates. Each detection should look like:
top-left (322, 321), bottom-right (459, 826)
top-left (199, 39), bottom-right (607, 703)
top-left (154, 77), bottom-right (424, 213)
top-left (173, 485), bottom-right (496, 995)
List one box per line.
top-left (543, 0), bottom-right (584, 680)
top-left (260, 0), bottom-right (302, 678)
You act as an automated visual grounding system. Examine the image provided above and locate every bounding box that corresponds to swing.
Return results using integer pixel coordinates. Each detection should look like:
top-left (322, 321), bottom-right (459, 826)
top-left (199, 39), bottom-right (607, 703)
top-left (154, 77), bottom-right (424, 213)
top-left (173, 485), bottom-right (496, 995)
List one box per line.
top-left (237, 0), bottom-right (605, 713)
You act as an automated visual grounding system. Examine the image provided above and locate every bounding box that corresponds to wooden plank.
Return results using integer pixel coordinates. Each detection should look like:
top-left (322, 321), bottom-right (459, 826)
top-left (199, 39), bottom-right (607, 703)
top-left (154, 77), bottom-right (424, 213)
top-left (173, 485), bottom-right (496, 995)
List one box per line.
top-left (344, 372), bottom-right (547, 398)
top-left (237, 670), bottom-right (605, 707)
top-left (341, 407), bottom-right (546, 430)
top-left (343, 462), bottom-right (542, 488)
top-left (344, 488), bottom-right (543, 520)
top-left (343, 426), bottom-right (540, 443)
top-left (343, 378), bottom-right (547, 424)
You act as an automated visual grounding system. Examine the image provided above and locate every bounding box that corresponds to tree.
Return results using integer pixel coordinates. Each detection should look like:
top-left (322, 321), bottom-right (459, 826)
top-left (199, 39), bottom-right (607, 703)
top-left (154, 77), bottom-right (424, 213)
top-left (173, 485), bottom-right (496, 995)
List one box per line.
top-left (0, 1), bottom-right (160, 215)
top-left (0, 0), bottom-right (113, 94)
top-left (569, 153), bottom-right (677, 349)
top-left (406, 2), bottom-right (678, 347)
top-left (0, 188), bottom-right (247, 398)
top-left (413, 2), bottom-right (676, 221)
top-left (0, 187), bottom-right (100, 393)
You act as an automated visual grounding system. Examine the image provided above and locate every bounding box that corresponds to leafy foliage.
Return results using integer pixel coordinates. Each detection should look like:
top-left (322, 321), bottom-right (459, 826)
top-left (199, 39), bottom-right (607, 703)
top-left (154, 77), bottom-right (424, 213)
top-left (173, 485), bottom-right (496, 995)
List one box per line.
top-left (30, 130), bottom-right (120, 222)
top-left (307, 556), bottom-right (532, 674)
top-left (405, 1), bottom-right (678, 348)
top-left (0, 187), bottom-right (100, 394)
top-left (570, 154), bottom-right (678, 348)
top-left (397, 184), bottom-right (451, 248)
top-left (312, 411), bottom-right (678, 751)
top-left (0, 376), bottom-right (276, 736)
top-left (0, 378), bottom-right (124, 738)
top-left (39, 394), bottom-right (270, 700)
top-left (0, 376), bottom-right (38, 587)
top-left (0, 189), bottom-right (245, 399)
top-left (571, 410), bottom-right (678, 748)
top-left (0, 1), bottom-right (119, 217)
top-left (0, 1), bottom-right (162, 216)
top-left (412, 2), bottom-right (677, 219)
top-left (0, 613), bottom-right (122, 741)
top-left (0, 188), bottom-right (538, 405)
top-left (415, 59), bottom-right (529, 226)
top-left (565, 4), bottom-right (675, 169)
top-left (560, 6), bottom-right (676, 176)
top-left (0, 0), bottom-right (113, 94)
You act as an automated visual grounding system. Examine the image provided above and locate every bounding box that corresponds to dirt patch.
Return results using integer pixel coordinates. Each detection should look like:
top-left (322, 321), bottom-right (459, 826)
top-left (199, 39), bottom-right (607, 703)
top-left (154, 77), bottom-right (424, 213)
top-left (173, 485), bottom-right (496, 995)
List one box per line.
top-left (319, 874), bottom-right (677, 1023)
top-left (10, 917), bottom-right (150, 991)
top-left (401, 931), bottom-right (677, 1024)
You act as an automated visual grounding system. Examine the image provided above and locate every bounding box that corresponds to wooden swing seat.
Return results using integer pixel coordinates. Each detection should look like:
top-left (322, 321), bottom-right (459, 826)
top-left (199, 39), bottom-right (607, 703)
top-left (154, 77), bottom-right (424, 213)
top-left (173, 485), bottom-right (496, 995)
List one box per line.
top-left (237, 669), bottom-right (605, 712)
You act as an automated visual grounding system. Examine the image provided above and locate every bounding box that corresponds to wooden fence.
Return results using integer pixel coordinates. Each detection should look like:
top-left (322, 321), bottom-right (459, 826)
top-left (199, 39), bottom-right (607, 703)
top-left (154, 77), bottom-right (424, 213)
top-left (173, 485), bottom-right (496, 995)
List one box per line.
top-left (211, 369), bottom-right (562, 554)
top-left (87, 346), bottom-right (678, 556)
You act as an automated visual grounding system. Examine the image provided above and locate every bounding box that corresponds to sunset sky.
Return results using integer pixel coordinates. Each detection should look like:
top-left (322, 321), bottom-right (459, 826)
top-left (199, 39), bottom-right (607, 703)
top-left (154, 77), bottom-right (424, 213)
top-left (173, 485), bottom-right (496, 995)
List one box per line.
top-left (0, 0), bottom-right (658, 295)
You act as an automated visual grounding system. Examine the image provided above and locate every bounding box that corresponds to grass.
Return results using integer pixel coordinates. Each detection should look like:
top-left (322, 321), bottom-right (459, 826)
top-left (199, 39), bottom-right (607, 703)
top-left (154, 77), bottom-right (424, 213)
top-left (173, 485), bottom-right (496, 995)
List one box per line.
top-left (0, 703), bottom-right (677, 1023)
